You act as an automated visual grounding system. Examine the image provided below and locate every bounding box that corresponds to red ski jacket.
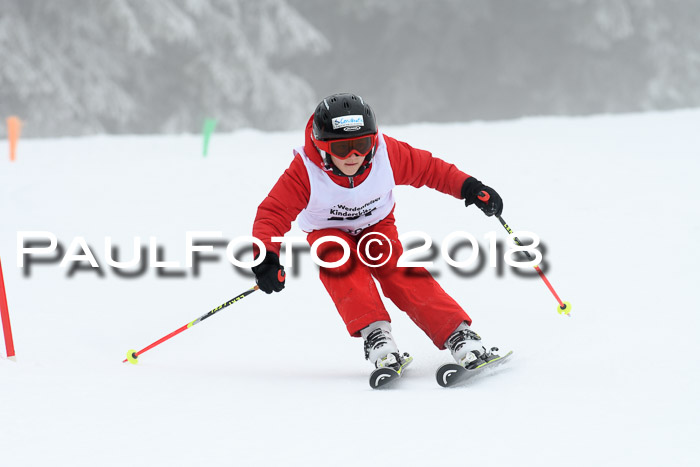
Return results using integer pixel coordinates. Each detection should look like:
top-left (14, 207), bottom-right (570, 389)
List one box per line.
top-left (253, 116), bottom-right (471, 255)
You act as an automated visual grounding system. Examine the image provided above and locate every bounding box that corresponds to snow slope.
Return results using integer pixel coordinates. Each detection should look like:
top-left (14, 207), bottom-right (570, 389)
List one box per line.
top-left (1, 110), bottom-right (698, 466)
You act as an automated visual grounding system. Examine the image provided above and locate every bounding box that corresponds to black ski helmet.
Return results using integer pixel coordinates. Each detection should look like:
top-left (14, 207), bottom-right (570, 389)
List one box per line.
top-left (312, 93), bottom-right (377, 141)
top-left (312, 93), bottom-right (378, 178)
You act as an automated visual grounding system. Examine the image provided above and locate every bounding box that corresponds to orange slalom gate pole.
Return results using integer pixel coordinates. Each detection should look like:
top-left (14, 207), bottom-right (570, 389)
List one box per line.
top-left (123, 285), bottom-right (259, 364)
top-left (7, 116), bottom-right (22, 162)
top-left (0, 257), bottom-right (16, 361)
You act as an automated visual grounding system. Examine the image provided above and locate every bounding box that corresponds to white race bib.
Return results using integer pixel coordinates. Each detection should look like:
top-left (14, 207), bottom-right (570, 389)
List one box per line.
top-left (297, 133), bottom-right (396, 234)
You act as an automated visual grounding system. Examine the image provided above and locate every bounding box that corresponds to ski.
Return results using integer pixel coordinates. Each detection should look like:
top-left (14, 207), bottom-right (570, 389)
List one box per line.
top-left (436, 350), bottom-right (513, 388)
top-left (369, 353), bottom-right (413, 389)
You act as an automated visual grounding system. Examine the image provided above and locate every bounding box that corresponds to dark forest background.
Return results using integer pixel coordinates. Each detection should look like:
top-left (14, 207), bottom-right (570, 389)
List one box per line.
top-left (1, 0), bottom-right (699, 137)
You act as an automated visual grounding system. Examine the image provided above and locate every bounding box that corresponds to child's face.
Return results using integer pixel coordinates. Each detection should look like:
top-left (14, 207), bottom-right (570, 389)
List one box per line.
top-left (330, 153), bottom-right (365, 176)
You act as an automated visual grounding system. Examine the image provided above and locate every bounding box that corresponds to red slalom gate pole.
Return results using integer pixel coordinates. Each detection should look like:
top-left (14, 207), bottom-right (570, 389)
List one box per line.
top-left (496, 214), bottom-right (572, 316)
top-left (0, 257), bottom-right (17, 361)
top-left (123, 285), bottom-right (259, 364)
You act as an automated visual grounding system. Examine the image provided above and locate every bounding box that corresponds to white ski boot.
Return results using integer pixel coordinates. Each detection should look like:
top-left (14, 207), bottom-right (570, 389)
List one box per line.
top-left (361, 321), bottom-right (411, 371)
top-left (363, 321), bottom-right (413, 388)
top-left (444, 322), bottom-right (499, 369)
top-left (361, 321), bottom-right (399, 366)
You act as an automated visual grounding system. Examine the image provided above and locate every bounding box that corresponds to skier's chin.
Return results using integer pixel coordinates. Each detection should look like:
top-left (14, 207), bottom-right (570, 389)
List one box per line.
top-left (339, 165), bottom-right (361, 176)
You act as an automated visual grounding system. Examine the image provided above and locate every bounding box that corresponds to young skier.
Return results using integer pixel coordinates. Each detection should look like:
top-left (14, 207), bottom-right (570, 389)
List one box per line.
top-left (251, 93), bottom-right (504, 375)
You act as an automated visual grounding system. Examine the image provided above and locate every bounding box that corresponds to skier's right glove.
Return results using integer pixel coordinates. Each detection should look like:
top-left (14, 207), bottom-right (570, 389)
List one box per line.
top-left (251, 252), bottom-right (286, 294)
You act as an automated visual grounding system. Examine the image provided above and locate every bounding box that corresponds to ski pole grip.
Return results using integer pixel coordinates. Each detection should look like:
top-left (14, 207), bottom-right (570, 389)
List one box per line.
top-left (477, 191), bottom-right (490, 203)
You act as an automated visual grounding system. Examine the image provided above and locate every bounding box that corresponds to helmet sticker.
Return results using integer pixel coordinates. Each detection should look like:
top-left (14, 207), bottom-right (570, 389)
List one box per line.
top-left (332, 115), bottom-right (364, 130)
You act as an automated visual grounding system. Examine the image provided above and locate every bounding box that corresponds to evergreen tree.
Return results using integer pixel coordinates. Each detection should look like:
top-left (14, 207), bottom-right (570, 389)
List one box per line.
top-left (0, 0), bottom-right (329, 137)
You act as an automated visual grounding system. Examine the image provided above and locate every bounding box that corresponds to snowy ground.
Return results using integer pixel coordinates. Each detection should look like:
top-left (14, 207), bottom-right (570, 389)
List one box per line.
top-left (1, 110), bottom-right (699, 466)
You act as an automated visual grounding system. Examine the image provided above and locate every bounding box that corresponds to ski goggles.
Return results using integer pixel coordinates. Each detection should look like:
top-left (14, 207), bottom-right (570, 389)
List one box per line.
top-left (314, 134), bottom-right (377, 160)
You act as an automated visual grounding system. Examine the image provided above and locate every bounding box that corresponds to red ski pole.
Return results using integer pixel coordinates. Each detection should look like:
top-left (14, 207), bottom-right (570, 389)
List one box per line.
top-left (123, 285), bottom-right (259, 364)
top-left (478, 191), bottom-right (571, 316)
top-left (497, 214), bottom-right (571, 316)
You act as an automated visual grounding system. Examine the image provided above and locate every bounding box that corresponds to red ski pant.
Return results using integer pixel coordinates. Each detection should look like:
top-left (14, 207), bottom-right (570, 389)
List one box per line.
top-left (306, 213), bottom-right (471, 349)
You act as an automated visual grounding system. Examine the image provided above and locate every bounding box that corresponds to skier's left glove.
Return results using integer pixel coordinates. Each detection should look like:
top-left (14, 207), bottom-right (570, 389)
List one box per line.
top-left (251, 252), bottom-right (286, 294)
top-left (462, 177), bottom-right (503, 217)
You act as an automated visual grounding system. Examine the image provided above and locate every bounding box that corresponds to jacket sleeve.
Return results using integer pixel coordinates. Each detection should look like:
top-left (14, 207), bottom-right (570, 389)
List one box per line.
top-left (252, 153), bottom-right (310, 256)
top-left (383, 134), bottom-right (470, 199)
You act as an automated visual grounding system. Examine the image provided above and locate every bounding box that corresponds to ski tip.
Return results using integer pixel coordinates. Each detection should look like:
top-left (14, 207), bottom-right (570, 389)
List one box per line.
top-left (435, 363), bottom-right (464, 388)
top-left (125, 349), bottom-right (139, 365)
top-left (436, 350), bottom-right (514, 387)
top-left (369, 368), bottom-right (400, 389)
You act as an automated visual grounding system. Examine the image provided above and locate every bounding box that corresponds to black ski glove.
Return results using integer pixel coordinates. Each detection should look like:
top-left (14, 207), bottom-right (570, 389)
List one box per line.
top-left (461, 177), bottom-right (503, 217)
top-left (251, 252), bottom-right (286, 294)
